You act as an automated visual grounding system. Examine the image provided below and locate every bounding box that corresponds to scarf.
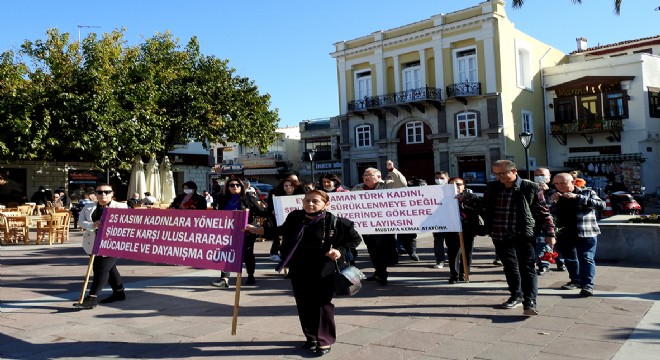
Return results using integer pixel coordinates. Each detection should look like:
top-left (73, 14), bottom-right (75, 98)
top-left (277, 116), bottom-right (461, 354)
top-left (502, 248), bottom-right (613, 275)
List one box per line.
top-left (275, 211), bottom-right (326, 272)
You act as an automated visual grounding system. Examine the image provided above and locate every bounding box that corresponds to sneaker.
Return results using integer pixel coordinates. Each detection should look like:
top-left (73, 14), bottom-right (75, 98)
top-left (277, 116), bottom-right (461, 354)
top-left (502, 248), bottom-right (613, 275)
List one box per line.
top-left (501, 297), bottom-right (523, 309)
top-left (433, 262), bottom-right (444, 269)
top-left (557, 264), bottom-right (567, 271)
top-left (246, 275), bottom-right (256, 285)
top-left (537, 267), bottom-right (549, 276)
top-left (211, 279), bottom-right (229, 288)
top-left (580, 287), bottom-right (594, 297)
top-left (269, 254), bottom-right (281, 262)
top-left (99, 291), bottom-right (126, 304)
top-left (561, 282), bottom-right (579, 290)
top-left (523, 302), bottom-right (539, 316)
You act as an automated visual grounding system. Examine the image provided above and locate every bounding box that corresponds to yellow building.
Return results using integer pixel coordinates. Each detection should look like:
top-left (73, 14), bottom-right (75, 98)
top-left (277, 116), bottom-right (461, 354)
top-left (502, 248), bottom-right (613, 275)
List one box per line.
top-left (330, 0), bottom-right (565, 185)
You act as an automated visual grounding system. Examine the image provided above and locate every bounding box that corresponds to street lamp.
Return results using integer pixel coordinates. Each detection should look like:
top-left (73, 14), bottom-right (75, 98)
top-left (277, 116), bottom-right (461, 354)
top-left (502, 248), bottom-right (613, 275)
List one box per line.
top-left (519, 132), bottom-right (533, 180)
top-left (307, 149), bottom-right (316, 183)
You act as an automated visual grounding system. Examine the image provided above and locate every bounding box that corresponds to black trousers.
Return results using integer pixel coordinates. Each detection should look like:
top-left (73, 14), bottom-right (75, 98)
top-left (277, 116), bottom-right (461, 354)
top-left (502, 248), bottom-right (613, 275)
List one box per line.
top-left (493, 237), bottom-right (538, 303)
top-left (397, 233), bottom-right (417, 255)
top-left (221, 233), bottom-right (256, 278)
top-left (290, 270), bottom-right (336, 346)
top-left (89, 256), bottom-right (123, 296)
top-left (445, 232), bottom-right (475, 279)
top-left (362, 234), bottom-right (397, 279)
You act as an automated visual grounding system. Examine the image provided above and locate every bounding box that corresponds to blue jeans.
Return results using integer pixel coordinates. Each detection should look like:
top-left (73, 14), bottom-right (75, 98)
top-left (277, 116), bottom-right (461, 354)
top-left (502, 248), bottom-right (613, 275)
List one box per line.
top-left (557, 234), bottom-right (597, 288)
top-left (535, 236), bottom-right (565, 269)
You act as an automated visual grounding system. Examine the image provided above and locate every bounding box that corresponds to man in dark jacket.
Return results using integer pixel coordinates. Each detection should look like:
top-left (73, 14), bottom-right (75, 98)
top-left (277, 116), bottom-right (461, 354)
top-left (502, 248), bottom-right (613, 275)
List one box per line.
top-left (482, 160), bottom-right (555, 316)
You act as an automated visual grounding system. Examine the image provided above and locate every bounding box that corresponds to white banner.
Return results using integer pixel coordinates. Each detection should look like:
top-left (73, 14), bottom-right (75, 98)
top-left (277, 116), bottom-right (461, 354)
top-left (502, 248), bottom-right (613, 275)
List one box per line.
top-left (273, 185), bottom-right (462, 235)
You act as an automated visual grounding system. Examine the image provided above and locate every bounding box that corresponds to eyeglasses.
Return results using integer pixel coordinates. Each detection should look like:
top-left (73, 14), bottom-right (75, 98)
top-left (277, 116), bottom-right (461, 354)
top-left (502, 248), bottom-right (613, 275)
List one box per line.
top-left (492, 170), bottom-right (512, 177)
top-left (453, 183), bottom-right (464, 186)
top-left (363, 173), bottom-right (376, 178)
top-left (228, 183), bottom-right (242, 188)
top-left (304, 187), bottom-right (314, 191)
top-left (96, 190), bottom-right (113, 195)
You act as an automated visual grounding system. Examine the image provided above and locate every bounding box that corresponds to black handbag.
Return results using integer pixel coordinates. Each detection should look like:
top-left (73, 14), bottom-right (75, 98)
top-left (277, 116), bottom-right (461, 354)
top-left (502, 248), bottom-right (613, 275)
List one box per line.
top-left (334, 262), bottom-right (362, 297)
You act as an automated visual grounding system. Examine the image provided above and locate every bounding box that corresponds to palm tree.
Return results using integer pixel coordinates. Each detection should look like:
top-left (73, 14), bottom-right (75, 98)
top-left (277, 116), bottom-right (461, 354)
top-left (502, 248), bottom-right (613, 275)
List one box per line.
top-left (511, 0), bottom-right (622, 15)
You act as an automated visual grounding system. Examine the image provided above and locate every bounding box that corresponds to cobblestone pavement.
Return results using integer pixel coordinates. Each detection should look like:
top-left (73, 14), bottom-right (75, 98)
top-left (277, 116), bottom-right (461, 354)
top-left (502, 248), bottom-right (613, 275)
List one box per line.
top-left (1, 230), bottom-right (659, 359)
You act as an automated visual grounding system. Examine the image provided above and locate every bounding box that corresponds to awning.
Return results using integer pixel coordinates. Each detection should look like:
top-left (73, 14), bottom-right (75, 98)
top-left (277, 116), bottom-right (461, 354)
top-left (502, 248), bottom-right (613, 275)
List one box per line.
top-left (566, 153), bottom-right (642, 163)
top-left (244, 168), bottom-right (280, 176)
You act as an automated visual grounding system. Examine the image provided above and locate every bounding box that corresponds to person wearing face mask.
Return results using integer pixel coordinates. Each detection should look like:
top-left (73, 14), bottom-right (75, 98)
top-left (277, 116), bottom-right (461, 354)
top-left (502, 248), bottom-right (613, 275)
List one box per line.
top-left (169, 181), bottom-right (207, 210)
top-left (431, 171), bottom-right (450, 268)
top-left (533, 168), bottom-right (566, 276)
top-left (319, 173), bottom-right (348, 193)
top-left (245, 190), bottom-right (362, 356)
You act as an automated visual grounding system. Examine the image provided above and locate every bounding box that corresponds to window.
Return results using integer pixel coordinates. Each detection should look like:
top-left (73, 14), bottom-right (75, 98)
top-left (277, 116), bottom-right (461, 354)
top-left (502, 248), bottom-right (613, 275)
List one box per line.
top-left (521, 110), bottom-right (534, 137)
top-left (554, 98), bottom-right (574, 124)
top-left (355, 71), bottom-right (372, 100)
top-left (456, 112), bottom-right (477, 139)
top-left (402, 63), bottom-right (421, 91)
top-left (650, 89), bottom-right (660, 118)
top-left (406, 121), bottom-right (424, 144)
top-left (604, 92), bottom-right (628, 118)
top-left (516, 46), bottom-right (532, 89)
top-left (455, 48), bottom-right (477, 83)
top-left (355, 125), bottom-right (372, 148)
top-left (579, 95), bottom-right (599, 120)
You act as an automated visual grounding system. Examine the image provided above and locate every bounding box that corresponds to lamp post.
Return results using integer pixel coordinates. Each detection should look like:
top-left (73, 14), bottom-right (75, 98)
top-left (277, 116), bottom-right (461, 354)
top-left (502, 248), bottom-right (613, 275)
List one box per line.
top-left (307, 149), bottom-right (316, 182)
top-left (519, 132), bottom-right (533, 180)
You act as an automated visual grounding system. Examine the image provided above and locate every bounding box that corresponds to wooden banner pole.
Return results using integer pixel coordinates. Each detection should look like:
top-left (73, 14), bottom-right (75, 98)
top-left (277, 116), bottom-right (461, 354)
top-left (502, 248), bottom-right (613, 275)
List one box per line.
top-left (78, 255), bottom-right (95, 303)
top-left (231, 273), bottom-right (242, 335)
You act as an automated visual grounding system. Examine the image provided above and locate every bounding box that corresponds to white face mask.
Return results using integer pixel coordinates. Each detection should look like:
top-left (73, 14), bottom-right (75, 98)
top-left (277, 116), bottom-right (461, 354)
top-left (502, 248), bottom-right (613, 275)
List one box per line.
top-left (534, 176), bottom-right (547, 183)
top-left (435, 178), bottom-right (446, 185)
top-left (183, 189), bottom-right (194, 195)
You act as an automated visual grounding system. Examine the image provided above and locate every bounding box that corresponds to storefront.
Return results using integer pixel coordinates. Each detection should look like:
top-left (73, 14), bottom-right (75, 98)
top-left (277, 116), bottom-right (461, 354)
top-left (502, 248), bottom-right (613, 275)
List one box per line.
top-left (564, 153), bottom-right (643, 194)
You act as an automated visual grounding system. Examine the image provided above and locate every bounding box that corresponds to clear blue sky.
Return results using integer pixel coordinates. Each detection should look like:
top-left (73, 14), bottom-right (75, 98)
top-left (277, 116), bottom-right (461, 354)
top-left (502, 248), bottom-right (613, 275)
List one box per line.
top-left (2, 1), bottom-right (658, 127)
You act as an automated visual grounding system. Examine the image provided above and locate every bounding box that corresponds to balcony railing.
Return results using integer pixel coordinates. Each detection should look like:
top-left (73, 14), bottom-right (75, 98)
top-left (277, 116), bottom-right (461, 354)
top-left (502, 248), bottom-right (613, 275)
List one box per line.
top-left (348, 87), bottom-right (442, 112)
top-left (446, 81), bottom-right (481, 97)
top-left (550, 118), bottom-right (624, 135)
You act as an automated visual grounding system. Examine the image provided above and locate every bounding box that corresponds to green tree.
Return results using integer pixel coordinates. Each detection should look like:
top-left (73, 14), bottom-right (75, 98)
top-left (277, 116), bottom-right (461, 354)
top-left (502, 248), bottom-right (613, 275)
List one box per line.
top-left (0, 29), bottom-right (279, 169)
top-left (511, 0), bottom-right (623, 15)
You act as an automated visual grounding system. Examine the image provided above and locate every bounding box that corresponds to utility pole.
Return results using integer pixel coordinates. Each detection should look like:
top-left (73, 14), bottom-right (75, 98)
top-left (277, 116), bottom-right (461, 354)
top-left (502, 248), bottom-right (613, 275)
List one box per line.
top-left (77, 25), bottom-right (101, 55)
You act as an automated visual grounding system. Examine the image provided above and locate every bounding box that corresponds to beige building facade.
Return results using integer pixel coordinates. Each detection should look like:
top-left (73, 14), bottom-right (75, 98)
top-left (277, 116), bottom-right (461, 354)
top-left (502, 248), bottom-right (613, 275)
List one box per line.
top-left (329, 0), bottom-right (565, 185)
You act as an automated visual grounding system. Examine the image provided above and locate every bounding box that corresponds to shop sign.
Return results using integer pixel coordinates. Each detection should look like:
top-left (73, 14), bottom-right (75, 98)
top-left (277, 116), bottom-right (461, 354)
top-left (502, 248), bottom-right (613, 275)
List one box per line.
top-left (221, 164), bottom-right (244, 173)
top-left (314, 161), bottom-right (342, 171)
top-left (243, 158), bottom-right (276, 169)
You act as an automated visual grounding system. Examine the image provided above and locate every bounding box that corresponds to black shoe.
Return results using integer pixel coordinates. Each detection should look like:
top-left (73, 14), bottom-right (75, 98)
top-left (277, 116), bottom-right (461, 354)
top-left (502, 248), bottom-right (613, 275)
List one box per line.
top-left (458, 275), bottom-right (466, 282)
top-left (448, 277), bottom-right (458, 284)
top-left (100, 291), bottom-right (125, 304)
top-left (246, 275), bottom-right (256, 285)
top-left (397, 248), bottom-right (407, 255)
top-left (523, 302), bottom-right (539, 316)
top-left (367, 274), bottom-right (387, 285)
top-left (501, 296), bottom-right (523, 309)
top-left (302, 340), bottom-right (317, 350)
top-left (580, 287), bottom-right (594, 297)
top-left (561, 282), bottom-right (579, 290)
top-left (73, 296), bottom-right (98, 309)
top-left (537, 267), bottom-right (549, 276)
top-left (366, 275), bottom-right (379, 281)
top-left (493, 259), bottom-right (503, 266)
top-left (315, 346), bottom-right (331, 356)
top-left (410, 253), bottom-right (420, 261)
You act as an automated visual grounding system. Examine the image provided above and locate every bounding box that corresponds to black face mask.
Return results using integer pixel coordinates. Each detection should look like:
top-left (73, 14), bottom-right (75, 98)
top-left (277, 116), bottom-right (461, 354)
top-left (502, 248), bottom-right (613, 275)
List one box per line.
top-left (306, 210), bottom-right (325, 217)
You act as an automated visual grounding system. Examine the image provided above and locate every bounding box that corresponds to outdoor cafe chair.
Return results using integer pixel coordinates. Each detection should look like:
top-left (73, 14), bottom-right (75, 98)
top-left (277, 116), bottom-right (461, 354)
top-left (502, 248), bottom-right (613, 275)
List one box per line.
top-left (4, 216), bottom-right (29, 244)
top-left (17, 204), bottom-right (35, 215)
top-left (36, 212), bottom-right (69, 245)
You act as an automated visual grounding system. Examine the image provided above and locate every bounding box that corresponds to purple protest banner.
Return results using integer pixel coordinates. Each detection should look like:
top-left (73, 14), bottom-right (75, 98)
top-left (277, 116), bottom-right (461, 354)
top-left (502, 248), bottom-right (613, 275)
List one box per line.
top-left (93, 208), bottom-right (248, 273)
